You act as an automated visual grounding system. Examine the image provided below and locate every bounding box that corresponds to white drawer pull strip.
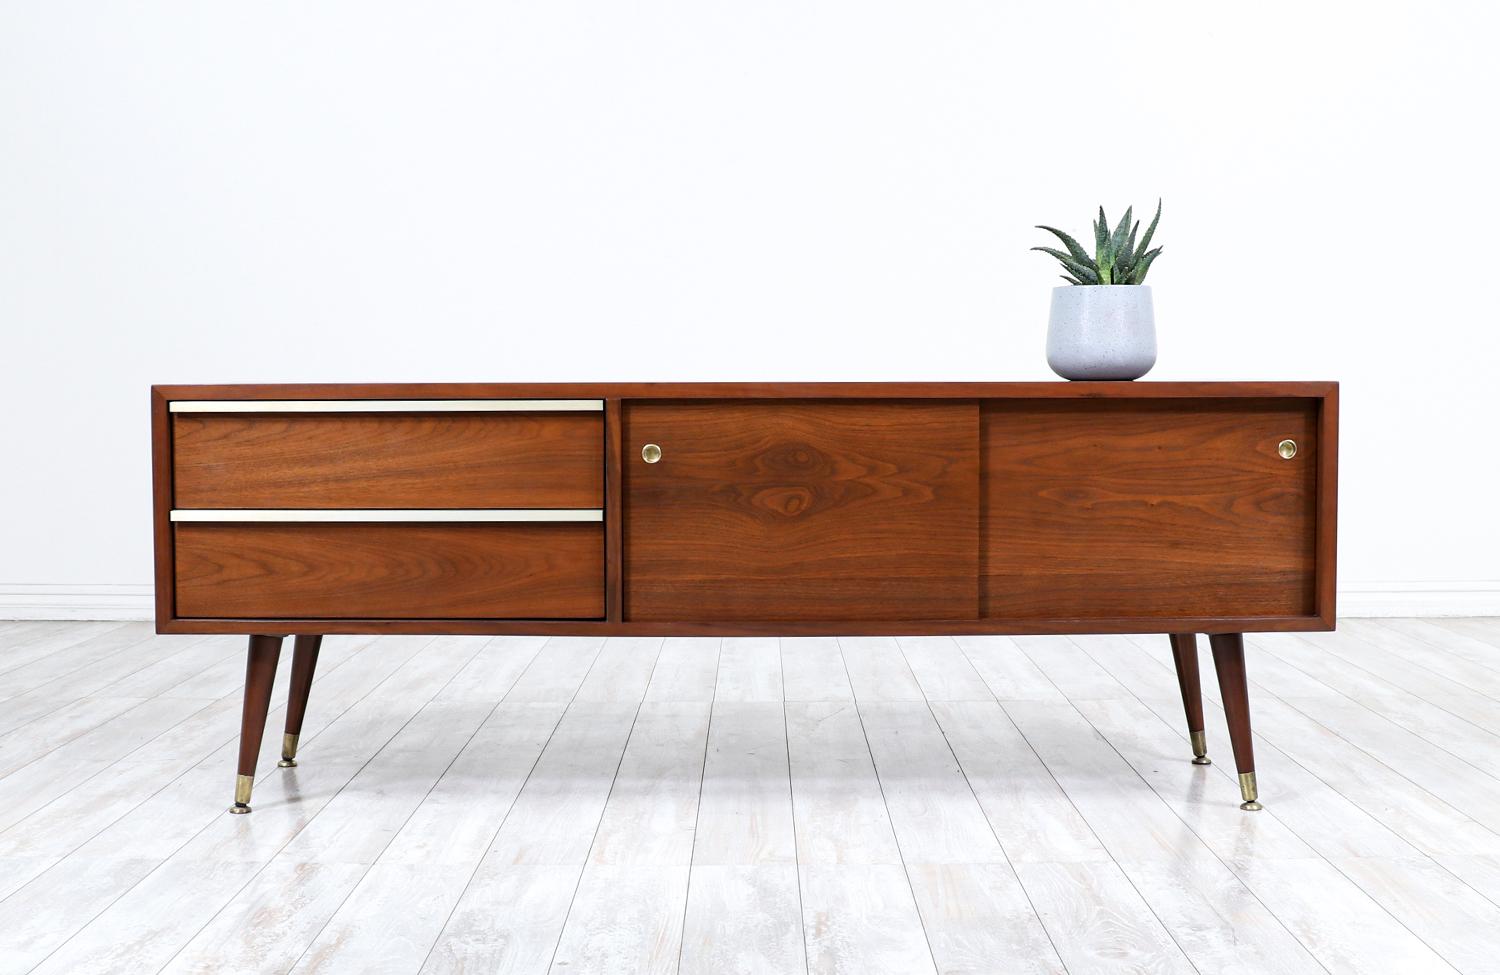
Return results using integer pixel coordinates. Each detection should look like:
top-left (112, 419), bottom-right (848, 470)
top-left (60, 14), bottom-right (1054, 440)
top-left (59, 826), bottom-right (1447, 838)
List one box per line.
top-left (169, 399), bottom-right (603, 413)
top-left (170, 509), bottom-right (603, 523)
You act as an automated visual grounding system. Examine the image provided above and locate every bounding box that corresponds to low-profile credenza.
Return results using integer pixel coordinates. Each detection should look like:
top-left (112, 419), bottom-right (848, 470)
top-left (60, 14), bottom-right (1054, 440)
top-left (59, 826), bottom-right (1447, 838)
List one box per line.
top-left (150, 382), bottom-right (1338, 814)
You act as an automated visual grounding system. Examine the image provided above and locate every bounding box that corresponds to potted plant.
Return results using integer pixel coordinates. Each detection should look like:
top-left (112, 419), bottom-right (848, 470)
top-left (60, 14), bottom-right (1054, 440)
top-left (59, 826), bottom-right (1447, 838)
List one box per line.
top-left (1033, 201), bottom-right (1163, 380)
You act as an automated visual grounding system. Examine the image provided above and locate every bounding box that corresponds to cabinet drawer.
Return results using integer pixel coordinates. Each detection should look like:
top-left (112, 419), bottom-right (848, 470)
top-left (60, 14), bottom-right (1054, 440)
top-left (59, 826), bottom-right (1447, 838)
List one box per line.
top-left (175, 522), bottom-right (603, 619)
top-left (172, 410), bottom-right (602, 509)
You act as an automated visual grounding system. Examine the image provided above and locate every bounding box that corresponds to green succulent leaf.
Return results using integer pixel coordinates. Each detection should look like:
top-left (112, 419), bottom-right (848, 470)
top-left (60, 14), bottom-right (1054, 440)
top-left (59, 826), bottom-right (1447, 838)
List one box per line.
top-left (1119, 219), bottom-right (1140, 269)
top-left (1031, 245), bottom-right (1098, 276)
top-left (1108, 207), bottom-right (1133, 267)
top-left (1035, 225), bottom-right (1094, 266)
top-left (1094, 207), bottom-right (1109, 258)
top-left (1032, 247), bottom-right (1104, 280)
top-left (1031, 247), bottom-right (1102, 283)
top-left (1060, 274), bottom-right (1084, 286)
top-left (1130, 246), bottom-right (1163, 283)
top-left (1135, 199), bottom-right (1162, 260)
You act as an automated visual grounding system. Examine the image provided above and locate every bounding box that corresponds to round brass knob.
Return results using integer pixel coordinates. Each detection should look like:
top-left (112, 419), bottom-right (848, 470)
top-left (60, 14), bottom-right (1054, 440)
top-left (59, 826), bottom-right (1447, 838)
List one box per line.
top-left (641, 443), bottom-right (662, 464)
top-left (1277, 439), bottom-right (1297, 460)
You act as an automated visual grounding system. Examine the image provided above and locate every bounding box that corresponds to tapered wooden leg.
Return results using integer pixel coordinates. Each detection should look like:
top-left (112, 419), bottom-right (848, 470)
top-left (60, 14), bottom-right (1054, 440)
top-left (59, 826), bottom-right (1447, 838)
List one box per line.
top-left (1209, 632), bottom-right (1262, 811)
top-left (278, 635), bottom-right (322, 768)
top-left (231, 634), bottom-right (284, 814)
top-left (1167, 633), bottom-right (1211, 765)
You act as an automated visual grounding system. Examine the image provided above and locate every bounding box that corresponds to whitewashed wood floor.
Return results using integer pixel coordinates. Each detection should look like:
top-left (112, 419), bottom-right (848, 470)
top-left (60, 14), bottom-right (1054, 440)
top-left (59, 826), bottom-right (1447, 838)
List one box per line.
top-left (2, 620), bottom-right (1500, 974)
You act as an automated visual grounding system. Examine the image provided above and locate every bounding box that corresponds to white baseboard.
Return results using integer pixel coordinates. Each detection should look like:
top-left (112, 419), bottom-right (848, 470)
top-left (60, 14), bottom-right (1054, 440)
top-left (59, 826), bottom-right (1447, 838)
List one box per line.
top-left (2, 582), bottom-right (1497, 622)
top-left (1335, 581), bottom-right (1500, 618)
top-left (0, 584), bottom-right (155, 621)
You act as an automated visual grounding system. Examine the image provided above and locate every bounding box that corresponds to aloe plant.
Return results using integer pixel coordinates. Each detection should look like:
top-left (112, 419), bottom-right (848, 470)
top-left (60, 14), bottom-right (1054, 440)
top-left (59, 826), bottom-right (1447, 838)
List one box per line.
top-left (1033, 200), bottom-right (1162, 285)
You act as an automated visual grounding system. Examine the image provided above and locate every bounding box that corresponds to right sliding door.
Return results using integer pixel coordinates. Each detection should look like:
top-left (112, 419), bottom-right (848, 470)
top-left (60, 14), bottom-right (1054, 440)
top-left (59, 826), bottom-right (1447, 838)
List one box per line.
top-left (981, 398), bottom-right (1319, 621)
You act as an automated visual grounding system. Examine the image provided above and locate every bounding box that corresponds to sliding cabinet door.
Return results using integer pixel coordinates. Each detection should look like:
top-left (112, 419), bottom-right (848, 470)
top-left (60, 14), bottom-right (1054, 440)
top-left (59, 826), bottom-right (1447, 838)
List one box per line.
top-left (623, 401), bottom-right (979, 622)
top-left (981, 398), bottom-right (1319, 621)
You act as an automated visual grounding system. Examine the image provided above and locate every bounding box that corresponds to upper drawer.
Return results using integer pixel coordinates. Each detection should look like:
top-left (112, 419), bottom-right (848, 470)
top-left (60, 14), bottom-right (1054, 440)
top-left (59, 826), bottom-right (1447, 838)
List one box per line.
top-left (171, 402), bottom-right (602, 509)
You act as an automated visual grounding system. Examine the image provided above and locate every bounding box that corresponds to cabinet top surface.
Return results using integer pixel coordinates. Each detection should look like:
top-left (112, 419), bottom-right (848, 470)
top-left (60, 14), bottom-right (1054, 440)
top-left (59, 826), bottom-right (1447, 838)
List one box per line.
top-left (154, 381), bottom-right (1337, 401)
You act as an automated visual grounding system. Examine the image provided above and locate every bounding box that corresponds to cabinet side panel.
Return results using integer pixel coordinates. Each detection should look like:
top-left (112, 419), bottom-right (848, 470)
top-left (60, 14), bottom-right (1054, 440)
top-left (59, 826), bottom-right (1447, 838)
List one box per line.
top-left (981, 399), bottom-right (1317, 620)
top-left (151, 388), bottom-right (176, 627)
top-left (623, 400), bottom-right (980, 621)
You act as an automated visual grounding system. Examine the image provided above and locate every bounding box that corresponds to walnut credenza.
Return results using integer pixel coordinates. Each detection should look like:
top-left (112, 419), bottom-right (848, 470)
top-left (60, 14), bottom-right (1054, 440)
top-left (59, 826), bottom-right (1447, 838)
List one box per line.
top-left (151, 382), bottom-right (1338, 813)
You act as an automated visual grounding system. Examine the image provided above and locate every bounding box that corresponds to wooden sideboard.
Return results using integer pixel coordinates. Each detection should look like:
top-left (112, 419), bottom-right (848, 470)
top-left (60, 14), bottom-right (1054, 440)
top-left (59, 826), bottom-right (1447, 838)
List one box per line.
top-left (151, 382), bottom-right (1338, 814)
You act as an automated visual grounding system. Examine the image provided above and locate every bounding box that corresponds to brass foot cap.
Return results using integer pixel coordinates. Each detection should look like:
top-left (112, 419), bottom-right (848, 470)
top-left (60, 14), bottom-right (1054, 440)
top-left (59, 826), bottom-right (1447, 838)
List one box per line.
top-left (1191, 755), bottom-right (1213, 766)
top-left (229, 803), bottom-right (251, 815)
top-left (1240, 800), bottom-right (1264, 811)
top-left (277, 758), bottom-right (298, 768)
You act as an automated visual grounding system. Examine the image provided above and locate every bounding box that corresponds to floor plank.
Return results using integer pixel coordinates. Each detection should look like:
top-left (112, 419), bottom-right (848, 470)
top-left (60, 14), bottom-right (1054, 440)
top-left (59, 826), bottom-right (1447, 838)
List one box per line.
top-left (800, 864), bottom-right (935, 975)
top-left (1117, 857), bottom-right (1325, 974)
top-left (716, 637), bottom-right (784, 703)
top-left (161, 860), bottom-right (368, 975)
top-left (575, 636), bottom-right (665, 703)
top-left (1380, 618), bottom-right (1500, 678)
top-left (422, 702), bottom-right (640, 968)
top-left (931, 700), bottom-right (1109, 865)
top-left (0, 622), bottom-right (135, 681)
top-left (857, 702), bottom-right (1007, 865)
top-left (1253, 633), bottom-right (1500, 780)
top-left (550, 863), bottom-right (690, 974)
top-left (1012, 860), bottom-right (1196, 975)
top-left (644, 637), bottom-right (721, 703)
top-left (290, 862), bottom-right (474, 975)
top-left (780, 637), bottom-right (853, 703)
top-left (679, 865), bottom-right (806, 975)
top-left (953, 635), bottom-right (1066, 702)
top-left (1432, 617), bottom-right (1500, 652)
top-left (589, 702), bottom-right (711, 866)
top-left (895, 636), bottom-right (993, 702)
top-left (420, 865), bottom-right (579, 974)
top-left (1003, 700), bottom-right (1221, 863)
top-left (785, 701), bottom-right (903, 866)
top-left (1231, 856), bottom-right (1462, 974)
top-left (693, 701), bottom-right (796, 865)
top-left (838, 637), bottom-right (924, 702)
top-left (503, 637), bottom-right (607, 703)
top-left (485, 703), bottom-right (640, 866)
top-left (906, 863), bottom-right (1065, 975)
top-left (1330, 855), bottom-right (1500, 975)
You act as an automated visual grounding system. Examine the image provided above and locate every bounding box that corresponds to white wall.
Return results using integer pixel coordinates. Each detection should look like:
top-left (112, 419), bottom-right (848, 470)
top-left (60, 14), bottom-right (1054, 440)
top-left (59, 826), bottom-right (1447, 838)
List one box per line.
top-left (2, 1), bottom-right (1497, 618)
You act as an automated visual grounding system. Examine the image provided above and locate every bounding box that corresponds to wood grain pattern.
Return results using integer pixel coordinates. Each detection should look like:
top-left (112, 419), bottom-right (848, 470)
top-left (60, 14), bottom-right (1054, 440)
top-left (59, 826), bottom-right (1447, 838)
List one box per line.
top-left (172, 412), bottom-right (601, 509)
top-left (624, 401), bottom-right (979, 622)
top-left (981, 399), bottom-right (1318, 620)
top-left (174, 523), bottom-right (603, 619)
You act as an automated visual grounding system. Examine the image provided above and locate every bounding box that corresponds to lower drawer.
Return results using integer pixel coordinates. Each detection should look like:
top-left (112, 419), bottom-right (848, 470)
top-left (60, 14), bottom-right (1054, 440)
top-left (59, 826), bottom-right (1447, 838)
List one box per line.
top-left (175, 522), bottom-right (603, 619)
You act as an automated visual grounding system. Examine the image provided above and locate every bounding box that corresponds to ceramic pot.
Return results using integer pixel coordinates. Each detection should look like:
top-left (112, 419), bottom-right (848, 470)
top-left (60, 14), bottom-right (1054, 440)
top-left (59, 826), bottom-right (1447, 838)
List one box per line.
top-left (1046, 285), bottom-right (1156, 381)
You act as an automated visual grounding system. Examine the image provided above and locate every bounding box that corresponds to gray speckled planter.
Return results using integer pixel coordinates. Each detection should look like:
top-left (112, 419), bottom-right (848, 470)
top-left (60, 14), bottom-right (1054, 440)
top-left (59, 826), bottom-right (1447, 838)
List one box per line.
top-left (1046, 285), bottom-right (1156, 381)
